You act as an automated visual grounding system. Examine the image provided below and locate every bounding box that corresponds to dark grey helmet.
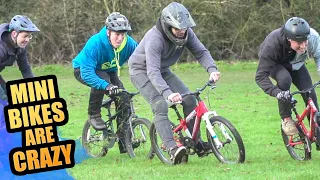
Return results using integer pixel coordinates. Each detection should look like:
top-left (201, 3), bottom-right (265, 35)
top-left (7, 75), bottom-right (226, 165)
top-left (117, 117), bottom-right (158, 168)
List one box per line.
top-left (160, 2), bottom-right (196, 46)
top-left (9, 15), bottom-right (40, 32)
top-left (284, 17), bottom-right (310, 42)
top-left (105, 12), bottom-right (131, 32)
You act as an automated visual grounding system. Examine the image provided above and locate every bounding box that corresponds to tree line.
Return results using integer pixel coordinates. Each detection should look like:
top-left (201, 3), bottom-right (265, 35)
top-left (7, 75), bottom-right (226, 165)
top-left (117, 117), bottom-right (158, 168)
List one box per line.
top-left (1, 0), bottom-right (319, 64)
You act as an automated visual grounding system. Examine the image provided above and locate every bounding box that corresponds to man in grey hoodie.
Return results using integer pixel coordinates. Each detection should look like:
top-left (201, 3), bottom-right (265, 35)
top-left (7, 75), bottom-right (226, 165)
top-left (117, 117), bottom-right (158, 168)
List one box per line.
top-left (128, 2), bottom-right (221, 165)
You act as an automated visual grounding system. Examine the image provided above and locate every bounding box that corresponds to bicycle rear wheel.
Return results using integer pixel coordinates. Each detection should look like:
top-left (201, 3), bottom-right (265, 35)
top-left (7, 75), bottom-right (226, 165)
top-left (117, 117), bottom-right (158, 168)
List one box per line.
top-left (206, 116), bottom-right (245, 164)
top-left (82, 120), bottom-right (115, 157)
top-left (281, 124), bottom-right (311, 160)
top-left (125, 118), bottom-right (153, 159)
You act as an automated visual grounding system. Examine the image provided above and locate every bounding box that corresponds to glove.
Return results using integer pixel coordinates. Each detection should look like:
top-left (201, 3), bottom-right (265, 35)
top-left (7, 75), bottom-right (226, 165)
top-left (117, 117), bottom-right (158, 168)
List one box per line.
top-left (276, 90), bottom-right (291, 102)
top-left (167, 93), bottom-right (182, 103)
top-left (209, 71), bottom-right (221, 83)
top-left (106, 84), bottom-right (120, 95)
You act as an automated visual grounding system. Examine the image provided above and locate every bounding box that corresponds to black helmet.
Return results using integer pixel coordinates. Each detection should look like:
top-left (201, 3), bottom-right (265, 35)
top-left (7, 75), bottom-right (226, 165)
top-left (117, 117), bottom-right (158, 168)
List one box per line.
top-left (9, 15), bottom-right (40, 32)
top-left (105, 12), bottom-right (131, 32)
top-left (284, 17), bottom-right (310, 42)
top-left (160, 2), bottom-right (196, 46)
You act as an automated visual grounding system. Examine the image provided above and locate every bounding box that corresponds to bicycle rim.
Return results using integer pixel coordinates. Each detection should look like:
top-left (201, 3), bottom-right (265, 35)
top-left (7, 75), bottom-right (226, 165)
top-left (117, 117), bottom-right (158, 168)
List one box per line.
top-left (281, 125), bottom-right (311, 161)
top-left (207, 116), bottom-right (245, 164)
top-left (125, 118), bottom-right (153, 159)
top-left (82, 120), bottom-right (114, 157)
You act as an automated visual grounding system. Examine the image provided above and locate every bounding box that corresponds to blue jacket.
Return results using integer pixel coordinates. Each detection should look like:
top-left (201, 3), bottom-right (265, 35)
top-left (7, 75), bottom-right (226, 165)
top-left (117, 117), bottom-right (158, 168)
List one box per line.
top-left (72, 27), bottom-right (137, 90)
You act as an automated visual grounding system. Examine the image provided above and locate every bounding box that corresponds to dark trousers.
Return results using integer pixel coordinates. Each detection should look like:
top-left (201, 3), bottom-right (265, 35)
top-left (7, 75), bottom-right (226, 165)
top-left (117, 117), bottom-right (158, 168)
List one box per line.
top-left (0, 75), bottom-right (7, 100)
top-left (270, 64), bottom-right (318, 119)
top-left (130, 71), bottom-right (197, 149)
top-left (74, 68), bottom-right (130, 137)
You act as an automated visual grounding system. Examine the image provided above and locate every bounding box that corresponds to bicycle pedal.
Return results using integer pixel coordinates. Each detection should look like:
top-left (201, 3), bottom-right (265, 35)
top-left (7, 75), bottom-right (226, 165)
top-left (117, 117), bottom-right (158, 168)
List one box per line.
top-left (196, 152), bottom-right (209, 158)
top-left (132, 141), bottom-right (140, 149)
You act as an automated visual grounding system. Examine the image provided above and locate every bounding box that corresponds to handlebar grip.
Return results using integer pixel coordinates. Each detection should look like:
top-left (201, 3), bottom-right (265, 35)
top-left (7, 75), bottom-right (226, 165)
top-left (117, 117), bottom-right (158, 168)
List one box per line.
top-left (166, 99), bottom-right (176, 107)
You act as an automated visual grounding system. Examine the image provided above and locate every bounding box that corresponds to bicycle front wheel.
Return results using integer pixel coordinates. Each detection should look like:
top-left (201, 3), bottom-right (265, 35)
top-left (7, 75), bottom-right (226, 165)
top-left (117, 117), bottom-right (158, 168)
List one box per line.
top-left (206, 116), bottom-right (245, 164)
top-left (125, 118), bottom-right (153, 159)
top-left (82, 120), bottom-right (113, 157)
top-left (281, 124), bottom-right (311, 161)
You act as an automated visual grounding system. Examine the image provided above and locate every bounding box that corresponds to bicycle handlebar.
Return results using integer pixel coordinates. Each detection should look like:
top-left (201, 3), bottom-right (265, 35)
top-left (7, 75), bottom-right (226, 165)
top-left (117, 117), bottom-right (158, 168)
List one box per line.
top-left (108, 89), bottom-right (140, 97)
top-left (120, 89), bottom-right (140, 96)
top-left (291, 80), bottom-right (320, 96)
top-left (166, 80), bottom-right (215, 107)
top-left (181, 80), bottom-right (215, 98)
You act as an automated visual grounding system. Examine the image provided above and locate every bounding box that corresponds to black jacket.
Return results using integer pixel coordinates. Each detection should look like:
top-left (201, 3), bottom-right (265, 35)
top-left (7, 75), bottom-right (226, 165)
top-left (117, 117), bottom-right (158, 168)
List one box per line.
top-left (0, 23), bottom-right (33, 78)
top-left (255, 26), bottom-right (296, 97)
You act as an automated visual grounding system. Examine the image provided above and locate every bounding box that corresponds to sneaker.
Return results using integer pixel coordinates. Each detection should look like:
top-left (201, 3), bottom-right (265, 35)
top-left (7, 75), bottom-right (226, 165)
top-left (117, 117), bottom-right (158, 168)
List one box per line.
top-left (118, 140), bottom-right (127, 154)
top-left (196, 141), bottom-right (212, 157)
top-left (181, 154), bottom-right (189, 163)
top-left (282, 117), bottom-right (298, 136)
top-left (316, 143), bottom-right (320, 151)
top-left (89, 114), bottom-right (106, 130)
top-left (118, 139), bottom-right (140, 154)
top-left (315, 126), bottom-right (320, 151)
top-left (132, 141), bottom-right (140, 149)
top-left (168, 146), bottom-right (187, 165)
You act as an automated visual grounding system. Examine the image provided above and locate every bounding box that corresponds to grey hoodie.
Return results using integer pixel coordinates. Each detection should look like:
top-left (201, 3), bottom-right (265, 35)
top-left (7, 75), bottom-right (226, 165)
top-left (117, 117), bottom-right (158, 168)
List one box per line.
top-left (128, 20), bottom-right (217, 99)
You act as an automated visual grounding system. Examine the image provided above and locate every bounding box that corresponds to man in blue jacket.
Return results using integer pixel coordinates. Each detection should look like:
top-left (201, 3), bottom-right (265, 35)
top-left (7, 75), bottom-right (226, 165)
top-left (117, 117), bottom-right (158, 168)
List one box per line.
top-left (73, 12), bottom-right (137, 153)
top-left (0, 15), bottom-right (40, 100)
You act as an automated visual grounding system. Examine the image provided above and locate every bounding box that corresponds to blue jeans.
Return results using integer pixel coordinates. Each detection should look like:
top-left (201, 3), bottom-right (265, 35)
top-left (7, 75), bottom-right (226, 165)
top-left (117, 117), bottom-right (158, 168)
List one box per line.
top-left (130, 71), bottom-right (197, 150)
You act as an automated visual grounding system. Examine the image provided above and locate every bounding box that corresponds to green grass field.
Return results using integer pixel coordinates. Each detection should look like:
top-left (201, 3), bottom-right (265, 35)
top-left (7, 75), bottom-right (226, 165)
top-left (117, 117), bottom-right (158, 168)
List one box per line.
top-left (2, 61), bottom-right (320, 180)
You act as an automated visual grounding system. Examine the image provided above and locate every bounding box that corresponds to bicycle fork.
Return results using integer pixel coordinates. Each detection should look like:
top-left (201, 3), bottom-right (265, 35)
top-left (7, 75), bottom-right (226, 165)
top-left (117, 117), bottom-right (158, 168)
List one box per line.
top-left (128, 115), bottom-right (148, 143)
top-left (202, 111), bottom-right (233, 149)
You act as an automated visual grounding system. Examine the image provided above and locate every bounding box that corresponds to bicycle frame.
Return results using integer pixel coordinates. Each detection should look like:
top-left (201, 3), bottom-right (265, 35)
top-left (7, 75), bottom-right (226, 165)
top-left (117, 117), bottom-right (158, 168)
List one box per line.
top-left (292, 97), bottom-right (319, 142)
top-left (102, 91), bottom-right (143, 140)
top-left (172, 100), bottom-right (208, 140)
top-left (170, 82), bottom-right (228, 149)
top-left (290, 80), bottom-right (320, 144)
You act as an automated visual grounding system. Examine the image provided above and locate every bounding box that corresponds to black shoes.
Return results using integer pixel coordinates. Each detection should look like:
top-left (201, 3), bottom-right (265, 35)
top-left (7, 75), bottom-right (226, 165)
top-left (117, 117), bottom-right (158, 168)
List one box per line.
top-left (168, 146), bottom-right (187, 165)
top-left (196, 141), bottom-right (212, 157)
top-left (88, 114), bottom-right (106, 130)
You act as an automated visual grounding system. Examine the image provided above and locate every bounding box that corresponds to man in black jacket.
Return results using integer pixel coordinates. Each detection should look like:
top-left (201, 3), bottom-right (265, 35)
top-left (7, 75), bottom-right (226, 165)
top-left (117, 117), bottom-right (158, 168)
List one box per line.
top-left (0, 15), bottom-right (40, 100)
top-left (255, 17), bottom-right (320, 136)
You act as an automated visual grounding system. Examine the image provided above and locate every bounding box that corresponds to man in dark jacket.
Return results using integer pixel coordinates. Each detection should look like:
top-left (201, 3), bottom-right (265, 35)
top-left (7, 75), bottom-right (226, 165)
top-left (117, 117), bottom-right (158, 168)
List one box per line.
top-left (255, 17), bottom-right (320, 136)
top-left (128, 2), bottom-right (221, 165)
top-left (0, 15), bottom-right (40, 100)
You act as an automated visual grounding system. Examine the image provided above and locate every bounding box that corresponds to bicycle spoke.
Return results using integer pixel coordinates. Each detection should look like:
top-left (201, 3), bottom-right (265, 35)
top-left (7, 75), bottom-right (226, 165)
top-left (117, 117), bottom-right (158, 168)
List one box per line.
top-left (281, 127), bottom-right (311, 161)
top-left (207, 116), bottom-right (245, 164)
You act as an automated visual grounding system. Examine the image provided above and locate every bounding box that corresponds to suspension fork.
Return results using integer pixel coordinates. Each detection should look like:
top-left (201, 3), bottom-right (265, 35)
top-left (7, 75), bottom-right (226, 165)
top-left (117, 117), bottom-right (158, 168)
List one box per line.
top-left (202, 111), bottom-right (233, 148)
top-left (128, 99), bottom-right (136, 139)
top-left (202, 111), bottom-right (223, 148)
top-left (128, 100), bottom-right (147, 141)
